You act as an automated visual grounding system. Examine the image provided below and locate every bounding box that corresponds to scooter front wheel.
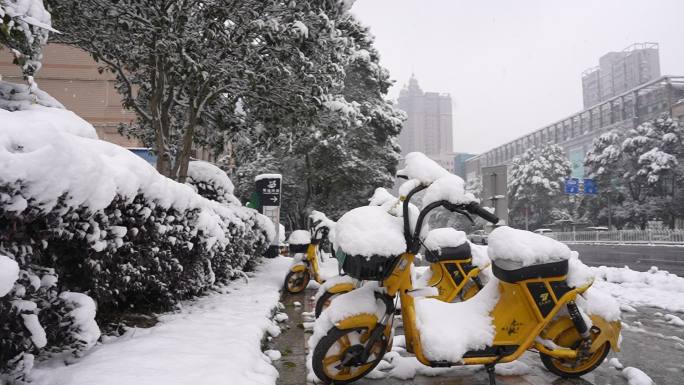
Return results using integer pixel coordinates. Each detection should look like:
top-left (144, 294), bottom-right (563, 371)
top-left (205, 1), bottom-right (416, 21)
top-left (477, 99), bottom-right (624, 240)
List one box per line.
top-left (284, 270), bottom-right (310, 294)
top-left (312, 326), bottom-right (388, 384)
top-left (315, 290), bottom-right (348, 318)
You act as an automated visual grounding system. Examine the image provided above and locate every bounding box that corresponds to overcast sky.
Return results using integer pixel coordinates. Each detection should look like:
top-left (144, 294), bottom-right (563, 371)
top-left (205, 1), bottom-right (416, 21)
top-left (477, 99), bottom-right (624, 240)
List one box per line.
top-left (351, 0), bottom-right (684, 154)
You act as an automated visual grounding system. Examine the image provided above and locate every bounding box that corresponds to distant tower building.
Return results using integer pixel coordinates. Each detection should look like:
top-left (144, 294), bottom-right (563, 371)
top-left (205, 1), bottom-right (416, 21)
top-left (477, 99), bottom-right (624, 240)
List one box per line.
top-left (582, 43), bottom-right (660, 108)
top-left (397, 75), bottom-right (455, 171)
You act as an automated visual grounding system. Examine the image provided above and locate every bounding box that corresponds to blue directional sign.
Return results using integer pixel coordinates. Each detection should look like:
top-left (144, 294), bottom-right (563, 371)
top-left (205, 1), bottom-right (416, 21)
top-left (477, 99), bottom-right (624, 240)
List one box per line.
top-left (564, 178), bottom-right (580, 194)
top-left (583, 179), bottom-right (598, 195)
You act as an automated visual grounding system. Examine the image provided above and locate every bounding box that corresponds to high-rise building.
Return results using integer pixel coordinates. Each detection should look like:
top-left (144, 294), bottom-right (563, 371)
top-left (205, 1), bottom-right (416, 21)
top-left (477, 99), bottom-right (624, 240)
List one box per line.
top-left (582, 43), bottom-right (660, 108)
top-left (397, 75), bottom-right (454, 171)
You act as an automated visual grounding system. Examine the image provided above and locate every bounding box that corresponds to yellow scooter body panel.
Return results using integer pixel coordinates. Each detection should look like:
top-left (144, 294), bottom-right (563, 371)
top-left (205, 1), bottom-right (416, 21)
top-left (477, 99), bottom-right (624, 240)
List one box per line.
top-left (306, 244), bottom-right (322, 282)
top-left (427, 259), bottom-right (481, 303)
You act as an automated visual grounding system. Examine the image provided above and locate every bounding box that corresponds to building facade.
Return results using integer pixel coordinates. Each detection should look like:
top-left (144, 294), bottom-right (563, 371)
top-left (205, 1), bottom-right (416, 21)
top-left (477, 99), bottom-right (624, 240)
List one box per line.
top-left (453, 152), bottom-right (477, 179)
top-left (397, 75), bottom-right (455, 172)
top-left (582, 43), bottom-right (660, 109)
top-left (1, 43), bottom-right (140, 146)
top-left (466, 75), bottom-right (684, 182)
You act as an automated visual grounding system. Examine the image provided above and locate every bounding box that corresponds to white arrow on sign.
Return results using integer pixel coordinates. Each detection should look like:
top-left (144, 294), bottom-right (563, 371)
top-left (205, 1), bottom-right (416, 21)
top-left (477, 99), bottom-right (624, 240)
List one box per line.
top-left (270, 196), bottom-right (279, 203)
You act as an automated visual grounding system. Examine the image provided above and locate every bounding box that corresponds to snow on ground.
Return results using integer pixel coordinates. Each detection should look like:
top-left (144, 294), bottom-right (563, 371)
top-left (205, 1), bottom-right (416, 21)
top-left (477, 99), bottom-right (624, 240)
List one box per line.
top-left (30, 257), bottom-right (291, 385)
top-left (621, 366), bottom-right (655, 385)
top-left (591, 265), bottom-right (684, 313)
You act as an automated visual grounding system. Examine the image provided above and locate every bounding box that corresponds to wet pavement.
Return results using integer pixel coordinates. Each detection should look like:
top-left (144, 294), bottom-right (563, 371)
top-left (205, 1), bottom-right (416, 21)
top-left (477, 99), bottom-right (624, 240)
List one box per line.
top-left (270, 288), bottom-right (684, 385)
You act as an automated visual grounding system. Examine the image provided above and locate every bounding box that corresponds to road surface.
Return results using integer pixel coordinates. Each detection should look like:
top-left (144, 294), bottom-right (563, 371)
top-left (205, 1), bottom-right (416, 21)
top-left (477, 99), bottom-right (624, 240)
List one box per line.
top-left (568, 244), bottom-right (684, 276)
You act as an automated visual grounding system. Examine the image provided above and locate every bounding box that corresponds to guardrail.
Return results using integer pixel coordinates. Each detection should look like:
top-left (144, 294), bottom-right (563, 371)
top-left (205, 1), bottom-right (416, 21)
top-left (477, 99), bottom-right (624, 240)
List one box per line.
top-left (549, 230), bottom-right (684, 245)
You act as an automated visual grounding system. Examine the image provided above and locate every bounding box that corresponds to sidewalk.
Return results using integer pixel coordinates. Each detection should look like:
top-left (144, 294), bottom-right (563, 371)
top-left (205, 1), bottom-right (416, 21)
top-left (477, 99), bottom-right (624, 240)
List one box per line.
top-left (31, 256), bottom-right (291, 385)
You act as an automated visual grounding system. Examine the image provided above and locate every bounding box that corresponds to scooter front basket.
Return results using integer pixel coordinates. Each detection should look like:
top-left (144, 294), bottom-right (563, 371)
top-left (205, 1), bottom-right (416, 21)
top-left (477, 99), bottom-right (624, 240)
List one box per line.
top-left (340, 252), bottom-right (400, 281)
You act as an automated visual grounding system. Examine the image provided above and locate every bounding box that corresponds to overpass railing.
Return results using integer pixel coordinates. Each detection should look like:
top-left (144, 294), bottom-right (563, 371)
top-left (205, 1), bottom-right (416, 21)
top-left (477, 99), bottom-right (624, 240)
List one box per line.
top-left (549, 230), bottom-right (684, 245)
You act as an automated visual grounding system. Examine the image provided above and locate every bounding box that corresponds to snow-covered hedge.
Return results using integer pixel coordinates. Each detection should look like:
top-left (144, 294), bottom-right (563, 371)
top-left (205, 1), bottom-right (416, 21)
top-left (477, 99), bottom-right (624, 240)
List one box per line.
top-left (0, 83), bottom-right (274, 379)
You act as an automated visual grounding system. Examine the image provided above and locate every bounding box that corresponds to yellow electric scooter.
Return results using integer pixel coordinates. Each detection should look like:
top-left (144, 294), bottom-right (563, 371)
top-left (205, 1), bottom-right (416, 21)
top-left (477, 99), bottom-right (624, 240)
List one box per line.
top-left (314, 227), bottom-right (487, 318)
top-left (313, 187), bottom-right (488, 318)
top-left (283, 221), bottom-right (331, 294)
top-left (311, 182), bottom-right (621, 385)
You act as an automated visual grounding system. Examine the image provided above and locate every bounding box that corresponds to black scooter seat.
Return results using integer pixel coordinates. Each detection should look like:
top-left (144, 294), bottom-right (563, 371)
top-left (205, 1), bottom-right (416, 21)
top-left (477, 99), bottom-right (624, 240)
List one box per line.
top-left (425, 242), bottom-right (471, 263)
top-left (492, 259), bottom-right (568, 283)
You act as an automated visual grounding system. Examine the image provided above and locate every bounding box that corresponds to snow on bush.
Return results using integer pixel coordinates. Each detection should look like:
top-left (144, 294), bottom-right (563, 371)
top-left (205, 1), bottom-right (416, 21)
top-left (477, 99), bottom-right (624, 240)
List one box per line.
top-left (488, 226), bottom-right (571, 267)
top-left (186, 160), bottom-right (241, 206)
top-left (0, 0), bottom-right (56, 77)
top-left (0, 87), bottom-right (273, 379)
top-left (0, 254), bottom-right (19, 296)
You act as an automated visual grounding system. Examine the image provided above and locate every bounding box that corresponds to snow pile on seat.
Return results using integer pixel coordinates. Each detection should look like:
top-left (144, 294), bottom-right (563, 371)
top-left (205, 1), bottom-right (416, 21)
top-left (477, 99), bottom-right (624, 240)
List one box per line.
top-left (488, 226), bottom-right (571, 267)
top-left (414, 278), bottom-right (500, 362)
top-left (0, 255), bottom-right (20, 297)
top-left (397, 152), bottom-right (450, 184)
top-left (422, 174), bottom-right (477, 208)
top-left (186, 160), bottom-right (241, 206)
top-left (288, 230), bottom-right (311, 245)
top-left (335, 205), bottom-right (405, 257)
top-left (424, 228), bottom-right (467, 251)
top-left (368, 187), bottom-right (396, 206)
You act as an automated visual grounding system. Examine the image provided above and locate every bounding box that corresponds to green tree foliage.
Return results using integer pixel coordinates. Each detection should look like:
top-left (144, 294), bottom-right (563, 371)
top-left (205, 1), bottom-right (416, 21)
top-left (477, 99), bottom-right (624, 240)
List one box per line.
top-left (508, 144), bottom-right (571, 229)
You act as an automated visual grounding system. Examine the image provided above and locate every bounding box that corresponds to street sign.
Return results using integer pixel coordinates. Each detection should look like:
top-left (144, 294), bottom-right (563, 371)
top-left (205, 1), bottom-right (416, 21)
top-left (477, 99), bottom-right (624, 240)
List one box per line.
top-left (255, 174), bottom-right (282, 258)
top-left (583, 178), bottom-right (598, 195)
top-left (564, 177), bottom-right (597, 195)
top-left (564, 178), bottom-right (580, 194)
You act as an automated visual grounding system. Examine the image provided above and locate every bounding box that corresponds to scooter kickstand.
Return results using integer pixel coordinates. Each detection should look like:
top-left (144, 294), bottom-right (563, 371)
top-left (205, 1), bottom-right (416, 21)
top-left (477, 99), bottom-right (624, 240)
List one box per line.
top-left (485, 363), bottom-right (497, 385)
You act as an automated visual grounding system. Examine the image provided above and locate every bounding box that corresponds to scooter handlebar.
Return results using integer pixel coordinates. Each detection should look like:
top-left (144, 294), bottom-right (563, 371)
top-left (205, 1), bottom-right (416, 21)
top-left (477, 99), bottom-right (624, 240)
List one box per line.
top-left (465, 202), bottom-right (500, 224)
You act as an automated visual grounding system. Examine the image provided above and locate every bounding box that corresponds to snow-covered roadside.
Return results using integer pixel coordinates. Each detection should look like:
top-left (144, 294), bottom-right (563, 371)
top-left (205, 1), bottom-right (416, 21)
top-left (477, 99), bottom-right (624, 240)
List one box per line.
top-left (30, 257), bottom-right (291, 385)
top-left (591, 265), bottom-right (684, 313)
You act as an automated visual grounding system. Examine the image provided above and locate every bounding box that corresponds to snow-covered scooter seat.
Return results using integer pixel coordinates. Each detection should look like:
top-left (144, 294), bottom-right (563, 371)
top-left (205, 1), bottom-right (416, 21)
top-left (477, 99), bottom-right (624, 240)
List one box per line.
top-left (487, 226), bottom-right (571, 284)
top-left (423, 228), bottom-right (472, 263)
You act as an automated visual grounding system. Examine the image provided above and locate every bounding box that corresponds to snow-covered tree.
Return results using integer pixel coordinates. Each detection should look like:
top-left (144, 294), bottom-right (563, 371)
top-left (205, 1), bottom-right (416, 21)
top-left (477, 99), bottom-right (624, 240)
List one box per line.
top-left (584, 116), bottom-right (684, 228)
top-left (234, 16), bottom-right (403, 229)
top-left (508, 144), bottom-right (571, 229)
top-left (47, 0), bottom-right (352, 181)
top-left (0, 0), bottom-right (54, 78)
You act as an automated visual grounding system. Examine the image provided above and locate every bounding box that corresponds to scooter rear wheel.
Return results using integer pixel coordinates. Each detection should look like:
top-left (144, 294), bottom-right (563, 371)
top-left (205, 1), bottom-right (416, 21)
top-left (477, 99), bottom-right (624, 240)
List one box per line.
top-left (312, 326), bottom-right (388, 384)
top-left (284, 270), bottom-right (310, 294)
top-left (539, 328), bottom-right (610, 378)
